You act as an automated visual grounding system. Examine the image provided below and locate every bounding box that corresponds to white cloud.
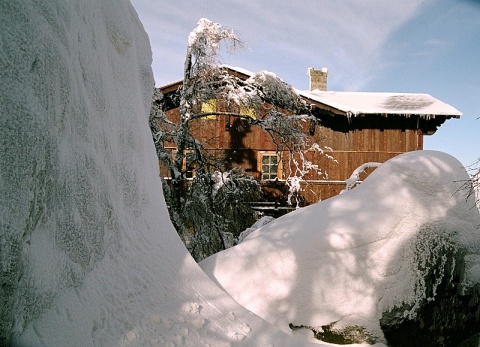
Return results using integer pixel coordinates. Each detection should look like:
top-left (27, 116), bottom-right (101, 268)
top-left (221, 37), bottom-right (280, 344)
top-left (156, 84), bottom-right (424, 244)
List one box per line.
top-left (131, 0), bottom-right (431, 90)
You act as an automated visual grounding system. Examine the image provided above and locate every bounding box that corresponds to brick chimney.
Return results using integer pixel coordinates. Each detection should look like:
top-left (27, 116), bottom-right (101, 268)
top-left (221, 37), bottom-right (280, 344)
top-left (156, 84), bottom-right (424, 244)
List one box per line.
top-left (308, 67), bottom-right (328, 91)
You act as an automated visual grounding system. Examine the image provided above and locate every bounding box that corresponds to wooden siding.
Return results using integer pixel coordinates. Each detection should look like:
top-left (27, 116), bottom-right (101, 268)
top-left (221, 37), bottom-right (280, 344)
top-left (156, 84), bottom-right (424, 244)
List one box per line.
top-left (157, 93), bottom-right (426, 205)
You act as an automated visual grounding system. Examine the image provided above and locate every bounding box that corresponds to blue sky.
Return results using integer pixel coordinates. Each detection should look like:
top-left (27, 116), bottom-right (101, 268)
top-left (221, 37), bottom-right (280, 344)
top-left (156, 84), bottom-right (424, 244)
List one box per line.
top-left (131, 0), bottom-right (480, 170)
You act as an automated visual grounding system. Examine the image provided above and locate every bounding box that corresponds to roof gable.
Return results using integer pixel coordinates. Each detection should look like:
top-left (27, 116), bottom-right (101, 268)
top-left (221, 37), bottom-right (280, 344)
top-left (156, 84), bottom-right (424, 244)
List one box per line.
top-left (158, 65), bottom-right (462, 125)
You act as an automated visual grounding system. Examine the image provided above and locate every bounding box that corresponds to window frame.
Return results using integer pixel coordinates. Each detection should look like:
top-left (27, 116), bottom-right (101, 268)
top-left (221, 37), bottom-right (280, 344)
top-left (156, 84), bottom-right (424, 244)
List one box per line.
top-left (168, 148), bottom-right (196, 180)
top-left (258, 151), bottom-right (282, 181)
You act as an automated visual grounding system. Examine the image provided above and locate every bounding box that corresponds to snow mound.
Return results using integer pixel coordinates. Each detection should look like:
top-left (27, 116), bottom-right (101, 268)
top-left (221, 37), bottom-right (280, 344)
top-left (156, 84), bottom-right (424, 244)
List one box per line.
top-left (238, 216), bottom-right (276, 243)
top-left (1, 1), bottom-right (322, 345)
top-left (200, 150), bottom-right (480, 342)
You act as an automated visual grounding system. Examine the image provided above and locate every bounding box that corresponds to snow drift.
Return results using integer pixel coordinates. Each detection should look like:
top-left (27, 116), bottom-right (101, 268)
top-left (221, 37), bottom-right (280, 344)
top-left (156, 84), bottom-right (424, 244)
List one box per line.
top-left (201, 150), bottom-right (480, 344)
top-left (0, 1), bottom-right (321, 346)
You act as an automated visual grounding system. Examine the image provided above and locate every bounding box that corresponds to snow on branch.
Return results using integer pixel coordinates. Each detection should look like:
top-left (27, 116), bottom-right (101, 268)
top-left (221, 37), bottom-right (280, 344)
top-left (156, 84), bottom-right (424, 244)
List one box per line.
top-left (342, 162), bottom-right (382, 192)
top-left (245, 71), bottom-right (310, 114)
top-left (184, 18), bottom-right (243, 86)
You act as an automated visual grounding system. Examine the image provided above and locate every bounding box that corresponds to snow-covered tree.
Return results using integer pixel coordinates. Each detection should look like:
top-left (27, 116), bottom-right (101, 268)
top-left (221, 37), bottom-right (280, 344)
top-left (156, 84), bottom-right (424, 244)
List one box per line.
top-left (462, 159), bottom-right (480, 210)
top-left (474, 169), bottom-right (480, 210)
top-left (150, 18), bottom-right (330, 260)
top-left (179, 168), bottom-right (262, 260)
top-left (462, 118), bottom-right (480, 210)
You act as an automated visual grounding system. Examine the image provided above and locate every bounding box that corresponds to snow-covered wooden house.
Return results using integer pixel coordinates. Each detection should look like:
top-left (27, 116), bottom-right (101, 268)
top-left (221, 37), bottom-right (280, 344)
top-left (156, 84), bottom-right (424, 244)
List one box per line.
top-left (156, 66), bottom-right (461, 207)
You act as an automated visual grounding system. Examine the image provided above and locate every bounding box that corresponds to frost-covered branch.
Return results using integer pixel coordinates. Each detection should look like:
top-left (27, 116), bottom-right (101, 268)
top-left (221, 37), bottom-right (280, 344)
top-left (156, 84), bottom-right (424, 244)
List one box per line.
top-left (459, 159), bottom-right (480, 211)
top-left (285, 144), bottom-right (336, 206)
top-left (149, 18), bottom-right (335, 260)
top-left (342, 162), bottom-right (382, 192)
top-left (180, 19), bottom-right (243, 131)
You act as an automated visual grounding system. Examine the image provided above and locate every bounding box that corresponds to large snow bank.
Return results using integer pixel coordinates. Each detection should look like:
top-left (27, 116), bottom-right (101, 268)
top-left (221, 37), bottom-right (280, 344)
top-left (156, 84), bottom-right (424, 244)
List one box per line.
top-left (201, 150), bottom-right (480, 343)
top-left (0, 1), bottom-right (322, 345)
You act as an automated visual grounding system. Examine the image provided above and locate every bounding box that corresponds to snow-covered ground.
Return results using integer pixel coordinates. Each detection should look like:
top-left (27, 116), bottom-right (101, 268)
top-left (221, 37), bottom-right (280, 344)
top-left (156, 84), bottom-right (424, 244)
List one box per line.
top-left (201, 150), bottom-right (480, 343)
top-left (1, 1), bottom-right (325, 346)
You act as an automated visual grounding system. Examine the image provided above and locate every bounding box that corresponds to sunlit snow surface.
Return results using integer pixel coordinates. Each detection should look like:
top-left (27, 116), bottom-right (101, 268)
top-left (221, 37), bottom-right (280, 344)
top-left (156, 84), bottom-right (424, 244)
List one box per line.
top-left (301, 91), bottom-right (462, 118)
top-left (1, 1), bottom-right (324, 346)
top-left (201, 150), bottom-right (480, 342)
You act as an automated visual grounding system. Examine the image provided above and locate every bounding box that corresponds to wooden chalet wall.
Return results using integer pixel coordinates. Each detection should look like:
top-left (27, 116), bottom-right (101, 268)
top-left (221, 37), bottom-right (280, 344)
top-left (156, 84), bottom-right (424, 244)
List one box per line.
top-left (299, 111), bottom-right (425, 201)
top-left (298, 126), bottom-right (422, 202)
top-left (158, 89), bottom-right (424, 205)
top-left (160, 99), bottom-right (285, 179)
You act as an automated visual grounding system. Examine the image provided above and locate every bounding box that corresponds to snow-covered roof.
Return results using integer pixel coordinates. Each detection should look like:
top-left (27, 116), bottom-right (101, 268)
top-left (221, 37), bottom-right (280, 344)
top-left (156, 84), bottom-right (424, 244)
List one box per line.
top-left (222, 65), bottom-right (255, 77)
top-left (160, 65), bottom-right (462, 120)
top-left (300, 90), bottom-right (462, 119)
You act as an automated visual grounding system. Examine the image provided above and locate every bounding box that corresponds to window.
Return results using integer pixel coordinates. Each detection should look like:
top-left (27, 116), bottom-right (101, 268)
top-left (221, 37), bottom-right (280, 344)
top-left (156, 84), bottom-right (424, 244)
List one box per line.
top-left (169, 149), bottom-right (196, 179)
top-left (185, 152), bottom-right (196, 179)
top-left (201, 99), bottom-right (217, 119)
top-left (240, 105), bottom-right (256, 119)
top-left (260, 153), bottom-right (280, 180)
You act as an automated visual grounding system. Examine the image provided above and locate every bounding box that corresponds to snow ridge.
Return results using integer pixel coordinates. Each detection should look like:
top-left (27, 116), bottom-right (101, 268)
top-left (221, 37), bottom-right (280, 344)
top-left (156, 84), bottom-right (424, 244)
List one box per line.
top-left (1, 1), bottom-right (324, 345)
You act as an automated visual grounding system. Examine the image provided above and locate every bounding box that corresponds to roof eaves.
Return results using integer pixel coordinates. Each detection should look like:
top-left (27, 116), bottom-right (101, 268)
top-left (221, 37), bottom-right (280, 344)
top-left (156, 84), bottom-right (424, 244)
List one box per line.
top-left (159, 79), bottom-right (183, 93)
top-left (299, 90), bottom-right (462, 119)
